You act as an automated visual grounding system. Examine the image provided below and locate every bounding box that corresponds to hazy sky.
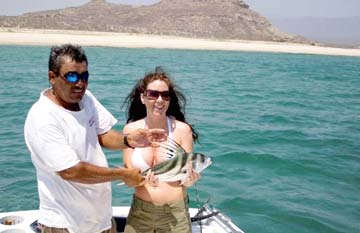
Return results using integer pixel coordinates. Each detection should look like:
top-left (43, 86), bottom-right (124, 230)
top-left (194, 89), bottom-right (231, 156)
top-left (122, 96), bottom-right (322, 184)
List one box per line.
top-left (0, 0), bottom-right (359, 18)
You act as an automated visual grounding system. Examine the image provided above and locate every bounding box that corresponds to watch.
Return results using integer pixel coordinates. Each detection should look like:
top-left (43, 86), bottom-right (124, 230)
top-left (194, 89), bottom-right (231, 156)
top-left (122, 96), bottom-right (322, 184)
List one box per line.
top-left (124, 135), bottom-right (134, 149)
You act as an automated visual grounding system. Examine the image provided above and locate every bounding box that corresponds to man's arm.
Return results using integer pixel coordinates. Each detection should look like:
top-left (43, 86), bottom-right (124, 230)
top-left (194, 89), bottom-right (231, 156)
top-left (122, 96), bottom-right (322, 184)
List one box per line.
top-left (98, 129), bottom-right (126, 150)
top-left (57, 161), bottom-right (144, 187)
top-left (98, 128), bottom-right (167, 150)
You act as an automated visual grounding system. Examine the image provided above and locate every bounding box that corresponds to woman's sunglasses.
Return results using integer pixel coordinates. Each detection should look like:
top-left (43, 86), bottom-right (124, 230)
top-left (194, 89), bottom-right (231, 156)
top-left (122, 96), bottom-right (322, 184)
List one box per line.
top-left (144, 89), bottom-right (170, 101)
top-left (59, 71), bottom-right (89, 83)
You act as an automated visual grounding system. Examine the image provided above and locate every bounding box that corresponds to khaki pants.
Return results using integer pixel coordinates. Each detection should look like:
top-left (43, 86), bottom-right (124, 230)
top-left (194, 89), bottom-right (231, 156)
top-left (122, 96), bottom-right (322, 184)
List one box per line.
top-left (124, 195), bottom-right (191, 233)
top-left (40, 217), bottom-right (117, 233)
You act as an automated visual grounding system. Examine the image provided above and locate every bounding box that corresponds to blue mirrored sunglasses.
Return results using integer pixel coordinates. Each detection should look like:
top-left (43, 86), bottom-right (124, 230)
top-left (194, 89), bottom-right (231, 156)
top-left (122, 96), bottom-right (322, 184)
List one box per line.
top-left (59, 71), bottom-right (89, 83)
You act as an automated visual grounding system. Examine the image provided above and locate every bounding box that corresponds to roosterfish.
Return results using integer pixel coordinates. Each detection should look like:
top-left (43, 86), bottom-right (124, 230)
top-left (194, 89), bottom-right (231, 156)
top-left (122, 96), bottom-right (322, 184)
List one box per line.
top-left (141, 137), bottom-right (212, 182)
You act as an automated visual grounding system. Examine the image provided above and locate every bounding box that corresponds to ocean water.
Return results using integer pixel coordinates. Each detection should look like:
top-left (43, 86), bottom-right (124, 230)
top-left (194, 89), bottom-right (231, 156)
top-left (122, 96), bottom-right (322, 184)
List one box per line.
top-left (0, 45), bottom-right (359, 233)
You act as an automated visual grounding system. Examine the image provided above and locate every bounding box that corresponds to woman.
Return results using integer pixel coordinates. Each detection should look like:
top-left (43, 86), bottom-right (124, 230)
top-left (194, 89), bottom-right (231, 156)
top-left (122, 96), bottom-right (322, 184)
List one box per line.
top-left (122, 67), bottom-right (199, 233)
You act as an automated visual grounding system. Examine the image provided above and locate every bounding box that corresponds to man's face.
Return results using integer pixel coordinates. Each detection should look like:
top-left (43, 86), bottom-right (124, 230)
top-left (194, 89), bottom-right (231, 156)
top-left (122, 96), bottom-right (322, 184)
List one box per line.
top-left (49, 57), bottom-right (88, 109)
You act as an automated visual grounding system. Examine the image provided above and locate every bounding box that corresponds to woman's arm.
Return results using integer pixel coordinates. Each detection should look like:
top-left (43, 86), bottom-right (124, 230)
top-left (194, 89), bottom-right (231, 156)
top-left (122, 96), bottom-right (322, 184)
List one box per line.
top-left (179, 123), bottom-right (194, 153)
top-left (179, 122), bottom-right (200, 187)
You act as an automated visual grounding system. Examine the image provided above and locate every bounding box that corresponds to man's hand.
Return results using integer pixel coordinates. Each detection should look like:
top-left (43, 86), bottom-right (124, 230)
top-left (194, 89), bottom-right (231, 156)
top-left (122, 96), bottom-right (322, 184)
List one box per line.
top-left (121, 167), bottom-right (146, 187)
top-left (127, 128), bottom-right (167, 148)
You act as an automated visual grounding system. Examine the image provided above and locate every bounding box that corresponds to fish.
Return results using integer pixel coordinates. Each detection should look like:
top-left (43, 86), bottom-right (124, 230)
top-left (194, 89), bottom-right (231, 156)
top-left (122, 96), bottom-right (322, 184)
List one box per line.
top-left (141, 137), bottom-right (212, 182)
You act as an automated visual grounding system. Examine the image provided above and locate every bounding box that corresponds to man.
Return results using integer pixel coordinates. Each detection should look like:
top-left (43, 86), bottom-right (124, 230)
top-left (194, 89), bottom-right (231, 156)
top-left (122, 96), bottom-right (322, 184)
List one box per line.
top-left (24, 44), bottom-right (166, 233)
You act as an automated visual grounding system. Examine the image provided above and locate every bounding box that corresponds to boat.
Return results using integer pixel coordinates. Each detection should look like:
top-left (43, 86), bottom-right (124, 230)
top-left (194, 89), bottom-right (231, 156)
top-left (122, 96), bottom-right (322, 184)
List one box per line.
top-left (0, 203), bottom-right (244, 233)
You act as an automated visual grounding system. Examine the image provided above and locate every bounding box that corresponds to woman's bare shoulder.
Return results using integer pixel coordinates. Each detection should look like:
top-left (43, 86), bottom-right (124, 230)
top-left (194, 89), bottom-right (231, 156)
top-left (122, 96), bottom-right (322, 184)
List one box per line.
top-left (123, 118), bottom-right (145, 133)
top-left (170, 117), bottom-right (192, 133)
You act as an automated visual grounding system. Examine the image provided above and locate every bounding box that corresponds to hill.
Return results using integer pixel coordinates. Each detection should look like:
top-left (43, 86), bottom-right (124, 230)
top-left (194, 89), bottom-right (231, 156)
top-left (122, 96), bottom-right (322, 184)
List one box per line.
top-left (0, 0), bottom-right (310, 44)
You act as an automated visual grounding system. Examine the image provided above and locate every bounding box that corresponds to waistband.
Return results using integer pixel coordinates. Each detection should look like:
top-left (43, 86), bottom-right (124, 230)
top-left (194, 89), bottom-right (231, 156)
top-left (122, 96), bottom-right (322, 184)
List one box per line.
top-left (131, 195), bottom-right (189, 214)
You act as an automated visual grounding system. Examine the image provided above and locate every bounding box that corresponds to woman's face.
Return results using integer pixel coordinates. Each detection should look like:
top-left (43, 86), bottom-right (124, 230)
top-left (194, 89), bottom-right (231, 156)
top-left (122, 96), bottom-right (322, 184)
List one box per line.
top-left (141, 80), bottom-right (170, 116)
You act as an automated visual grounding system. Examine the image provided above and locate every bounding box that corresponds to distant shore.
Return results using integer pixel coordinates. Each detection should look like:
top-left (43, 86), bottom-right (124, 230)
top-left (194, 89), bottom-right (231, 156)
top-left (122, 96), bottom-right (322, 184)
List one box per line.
top-left (1, 28), bottom-right (360, 57)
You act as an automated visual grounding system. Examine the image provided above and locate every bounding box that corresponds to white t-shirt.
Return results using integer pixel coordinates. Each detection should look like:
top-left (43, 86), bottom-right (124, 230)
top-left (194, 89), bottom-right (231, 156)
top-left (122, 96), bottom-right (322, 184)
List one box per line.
top-left (24, 89), bottom-right (117, 233)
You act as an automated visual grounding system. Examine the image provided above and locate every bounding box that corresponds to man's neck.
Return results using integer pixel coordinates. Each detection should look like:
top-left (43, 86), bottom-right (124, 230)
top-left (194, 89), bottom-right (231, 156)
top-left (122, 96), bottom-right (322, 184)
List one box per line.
top-left (45, 89), bottom-right (81, 111)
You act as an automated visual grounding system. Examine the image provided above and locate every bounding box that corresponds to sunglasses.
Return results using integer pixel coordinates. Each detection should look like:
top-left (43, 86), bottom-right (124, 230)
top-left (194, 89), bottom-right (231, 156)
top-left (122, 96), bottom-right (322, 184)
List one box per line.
top-left (144, 89), bottom-right (170, 101)
top-left (59, 71), bottom-right (89, 83)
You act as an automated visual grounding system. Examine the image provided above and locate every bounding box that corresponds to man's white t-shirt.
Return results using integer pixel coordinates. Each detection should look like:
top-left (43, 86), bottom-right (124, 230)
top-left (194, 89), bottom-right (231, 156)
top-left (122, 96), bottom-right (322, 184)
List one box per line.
top-left (24, 89), bottom-right (117, 233)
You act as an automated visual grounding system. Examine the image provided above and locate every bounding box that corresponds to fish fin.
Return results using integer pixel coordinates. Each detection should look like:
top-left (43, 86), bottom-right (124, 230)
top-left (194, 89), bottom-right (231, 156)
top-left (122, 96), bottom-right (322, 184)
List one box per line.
top-left (168, 137), bottom-right (187, 154)
top-left (156, 137), bottom-right (186, 159)
top-left (156, 149), bottom-right (177, 159)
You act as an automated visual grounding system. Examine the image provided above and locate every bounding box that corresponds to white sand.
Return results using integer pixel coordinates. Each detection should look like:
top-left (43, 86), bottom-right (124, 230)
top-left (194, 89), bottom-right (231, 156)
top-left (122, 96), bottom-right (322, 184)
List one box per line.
top-left (1, 28), bottom-right (359, 57)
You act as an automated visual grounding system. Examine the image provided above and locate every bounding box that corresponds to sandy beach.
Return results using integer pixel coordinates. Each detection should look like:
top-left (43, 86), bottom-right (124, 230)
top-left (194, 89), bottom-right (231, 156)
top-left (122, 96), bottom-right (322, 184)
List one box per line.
top-left (1, 28), bottom-right (359, 57)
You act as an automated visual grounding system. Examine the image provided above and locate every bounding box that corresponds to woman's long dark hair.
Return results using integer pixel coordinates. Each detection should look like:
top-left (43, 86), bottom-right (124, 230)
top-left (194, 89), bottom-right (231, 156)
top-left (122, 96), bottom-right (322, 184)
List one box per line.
top-left (123, 67), bottom-right (199, 142)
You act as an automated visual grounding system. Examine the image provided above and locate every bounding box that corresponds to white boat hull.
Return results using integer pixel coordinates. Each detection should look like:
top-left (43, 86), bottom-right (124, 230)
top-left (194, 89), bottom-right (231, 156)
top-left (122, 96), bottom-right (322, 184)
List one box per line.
top-left (0, 205), bottom-right (244, 233)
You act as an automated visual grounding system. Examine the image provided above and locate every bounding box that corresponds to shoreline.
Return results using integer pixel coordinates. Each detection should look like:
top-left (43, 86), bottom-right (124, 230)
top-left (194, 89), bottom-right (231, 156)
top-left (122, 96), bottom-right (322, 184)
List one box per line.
top-left (1, 28), bottom-right (360, 57)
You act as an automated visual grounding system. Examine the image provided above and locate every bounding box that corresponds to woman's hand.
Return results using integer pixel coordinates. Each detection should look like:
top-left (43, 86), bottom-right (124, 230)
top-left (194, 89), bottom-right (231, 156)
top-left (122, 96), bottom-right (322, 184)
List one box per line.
top-left (145, 169), bottom-right (159, 187)
top-left (182, 163), bottom-right (201, 187)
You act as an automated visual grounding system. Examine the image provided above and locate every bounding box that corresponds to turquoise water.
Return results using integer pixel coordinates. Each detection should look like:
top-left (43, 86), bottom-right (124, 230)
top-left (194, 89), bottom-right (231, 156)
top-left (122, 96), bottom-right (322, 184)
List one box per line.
top-left (0, 45), bottom-right (359, 233)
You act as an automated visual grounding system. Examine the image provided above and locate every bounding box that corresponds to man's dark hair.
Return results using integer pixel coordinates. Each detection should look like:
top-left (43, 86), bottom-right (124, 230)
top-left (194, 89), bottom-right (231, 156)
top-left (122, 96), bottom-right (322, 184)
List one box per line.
top-left (48, 44), bottom-right (88, 75)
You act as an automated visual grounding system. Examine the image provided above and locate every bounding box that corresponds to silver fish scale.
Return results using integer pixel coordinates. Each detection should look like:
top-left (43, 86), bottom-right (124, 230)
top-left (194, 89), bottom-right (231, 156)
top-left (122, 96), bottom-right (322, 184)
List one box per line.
top-left (141, 138), bottom-right (212, 182)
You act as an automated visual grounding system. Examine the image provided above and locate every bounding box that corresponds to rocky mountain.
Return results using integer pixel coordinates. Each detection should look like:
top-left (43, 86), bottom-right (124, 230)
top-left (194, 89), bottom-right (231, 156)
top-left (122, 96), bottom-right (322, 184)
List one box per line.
top-left (0, 0), bottom-right (310, 43)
